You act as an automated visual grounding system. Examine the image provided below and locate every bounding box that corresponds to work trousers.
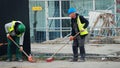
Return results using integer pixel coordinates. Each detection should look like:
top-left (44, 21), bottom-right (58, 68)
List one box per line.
top-left (72, 36), bottom-right (86, 59)
top-left (7, 36), bottom-right (22, 60)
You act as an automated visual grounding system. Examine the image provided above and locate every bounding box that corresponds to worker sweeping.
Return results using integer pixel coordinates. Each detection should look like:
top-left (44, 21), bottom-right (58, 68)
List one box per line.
top-left (68, 8), bottom-right (89, 62)
top-left (5, 21), bottom-right (25, 62)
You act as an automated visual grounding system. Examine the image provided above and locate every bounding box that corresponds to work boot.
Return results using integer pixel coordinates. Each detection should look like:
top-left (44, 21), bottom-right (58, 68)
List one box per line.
top-left (6, 59), bottom-right (12, 62)
top-left (79, 54), bottom-right (85, 62)
top-left (69, 58), bottom-right (78, 62)
top-left (78, 58), bottom-right (85, 62)
top-left (12, 58), bottom-right (18, 61)
top-left (18, 59), bottom-right (23, 62)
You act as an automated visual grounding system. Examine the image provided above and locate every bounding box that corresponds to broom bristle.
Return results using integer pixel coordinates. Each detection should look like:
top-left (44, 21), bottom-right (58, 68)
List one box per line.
top-left (28, 56), bottom-right (36, 63)
top-left (46, 57), bottom-right (54, 62)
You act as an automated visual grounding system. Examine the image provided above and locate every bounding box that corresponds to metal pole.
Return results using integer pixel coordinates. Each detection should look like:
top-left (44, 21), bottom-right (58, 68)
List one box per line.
top-left (45, 1), bottom-right (49, 41)
top-left (59, 0), bottom-right (62, 38)
top-left (114, 0), bottom-right (117, 23)
top-left (93, 0), bottom-right (95, 10)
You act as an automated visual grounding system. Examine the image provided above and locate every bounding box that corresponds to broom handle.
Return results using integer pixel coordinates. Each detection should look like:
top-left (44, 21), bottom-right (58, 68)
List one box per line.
top-left (50, 40), bottom-right (70, 58)
top-left (50, 32), bottom-right (80, 58)
top-left (8, 36), bottom-right (29, 57)
top-left (73, 32), bottom-right (80, 38)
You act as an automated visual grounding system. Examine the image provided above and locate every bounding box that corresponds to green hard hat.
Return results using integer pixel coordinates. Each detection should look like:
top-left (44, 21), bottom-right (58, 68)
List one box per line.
top-left (17, 23), bottom-right (26, 33)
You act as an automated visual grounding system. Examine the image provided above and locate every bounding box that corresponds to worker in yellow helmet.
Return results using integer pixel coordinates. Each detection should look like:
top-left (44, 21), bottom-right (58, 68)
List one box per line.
top-left (68, 8), bottom-right (89, 62)
top-left (5, 21), bottom-right (26, 62)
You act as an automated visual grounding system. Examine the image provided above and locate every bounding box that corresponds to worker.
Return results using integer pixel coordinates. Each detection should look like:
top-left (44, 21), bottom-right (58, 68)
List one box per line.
top-left (5, 21), bottom-right (26, 62)
top-left (68, 8), bottom-right (89, 62)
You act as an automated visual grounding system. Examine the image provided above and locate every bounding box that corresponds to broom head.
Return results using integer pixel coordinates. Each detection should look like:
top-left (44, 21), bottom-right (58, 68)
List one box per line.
top-left (46, 57), bottom-right (54, 62)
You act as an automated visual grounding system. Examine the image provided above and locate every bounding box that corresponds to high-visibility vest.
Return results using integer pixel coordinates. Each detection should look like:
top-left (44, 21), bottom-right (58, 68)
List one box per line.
top-left (77, 16), bottom-right (88, 36)
top-left (8, 21), bottom-right (16, 32)
top-left (8, 21), bottom-right (22, 37)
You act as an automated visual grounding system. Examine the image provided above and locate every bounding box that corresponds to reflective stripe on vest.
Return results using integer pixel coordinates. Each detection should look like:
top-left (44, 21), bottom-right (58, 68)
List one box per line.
top-left (77, 16), bottom-right (88, 36)
top-left (8, 21), bottom-right (16, 32)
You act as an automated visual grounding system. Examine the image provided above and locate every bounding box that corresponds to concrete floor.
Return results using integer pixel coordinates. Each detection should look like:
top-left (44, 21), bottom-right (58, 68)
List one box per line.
top-left (31, 43), bottom-right (120, 55)
top-left (1, 43), bottom-right (120, 68)
top-left (0, 60), bottom-right (120, 68)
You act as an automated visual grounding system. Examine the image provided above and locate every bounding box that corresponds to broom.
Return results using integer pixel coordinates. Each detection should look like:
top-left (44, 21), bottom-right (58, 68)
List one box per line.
top-left (7, 35), bottom-right (36, 63)
top-left (46, 32), bottom-right (80, 62)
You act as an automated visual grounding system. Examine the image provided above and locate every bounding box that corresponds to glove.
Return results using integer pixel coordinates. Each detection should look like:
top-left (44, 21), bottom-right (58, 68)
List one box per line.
top-left (69, 36), bottom-right (74, 41)
top-left (6, 33), bottom-right (10, 38)
top-left (6, 33), bottom-right (13, 40)
top-left (19, 46), bottom-right (23, 51)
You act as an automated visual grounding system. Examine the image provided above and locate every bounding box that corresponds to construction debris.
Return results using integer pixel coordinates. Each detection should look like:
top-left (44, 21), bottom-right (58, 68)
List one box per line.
top-left (89, 11), bottom-right (120, 44)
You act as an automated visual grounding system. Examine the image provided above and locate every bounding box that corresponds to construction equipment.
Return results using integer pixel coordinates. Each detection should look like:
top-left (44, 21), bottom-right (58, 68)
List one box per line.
top-left (7, 35), bottom-right (36, 63)
top-left (46, 32), bottom-right (80, 62)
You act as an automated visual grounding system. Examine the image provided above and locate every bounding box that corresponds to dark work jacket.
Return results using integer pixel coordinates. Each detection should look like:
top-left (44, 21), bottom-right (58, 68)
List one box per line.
top-left (71, 13), bottom-right (89, 38)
